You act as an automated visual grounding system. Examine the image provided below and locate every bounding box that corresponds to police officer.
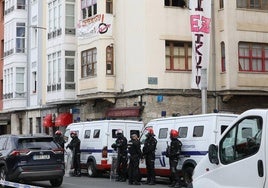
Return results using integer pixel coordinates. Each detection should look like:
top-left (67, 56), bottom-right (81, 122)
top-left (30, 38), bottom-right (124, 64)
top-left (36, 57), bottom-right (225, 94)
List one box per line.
top-left (166, 129), bottom-right (182, 188)
top-left (54, 130), bottom-right (65, 148)
top-left (142, 128), bottom-right (157, 185)
top-left (66, 131), bottom-right (81, 177)
top-left (128, 134), bottom-right (142, 185)
top-left (111, 129), bottom-right (128, 182)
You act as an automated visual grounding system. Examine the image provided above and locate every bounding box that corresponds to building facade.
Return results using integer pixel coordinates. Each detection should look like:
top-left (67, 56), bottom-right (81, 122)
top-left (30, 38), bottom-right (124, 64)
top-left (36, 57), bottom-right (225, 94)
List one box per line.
top-left (1, 0), bottom-right (268, 135)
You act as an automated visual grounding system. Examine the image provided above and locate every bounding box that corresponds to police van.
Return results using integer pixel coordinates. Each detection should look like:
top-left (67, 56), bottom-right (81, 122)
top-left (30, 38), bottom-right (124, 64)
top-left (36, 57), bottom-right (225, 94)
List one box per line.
top-left (139, 113), bottom-right (238, 183)
top-left (64, 120), bottom-right (144, 177)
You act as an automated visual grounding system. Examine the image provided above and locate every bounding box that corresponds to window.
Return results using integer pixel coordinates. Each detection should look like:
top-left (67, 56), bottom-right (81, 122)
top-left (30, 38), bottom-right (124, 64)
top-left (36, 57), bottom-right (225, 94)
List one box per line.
top-left (3, 68), bottom-right (14, 99)
top-left (193, 126), bottom-right (204, 137)
top-left (47, 51), bottom-right (62, 91)
top-left (220, 0), bottom-right (224, 8)
top-left (65, 51), bottom-right (75, 90)
top-left (81, 0), bottom-right (97, 19)
top-left (48, 0), bottom-right (62, 35)
top-left (1, 40), bottom-right (4, 58)
top-left (16, 67), bottom-right (25, 97)
top-left (238, 42), bottom-right (268, 72)
top-left (81, 48), bottom-right (97, 78)
top-left (159, 128), bottom-right (168, 139)
top-left (178, 127), bottom-right (188, 138)
top-left (66, 3), bottom-right (75, 28)
top-left (32, 71), bottom-right (37, 93)
top-left (221, 125), bottom-right (228, 134)
top-left (16, 23), bottom-right (25, 53)
top-left (17, 0), bottom-right (26, 9)
top-left (84, 130), bottom-right (91, 139)
top-left (106, 45), bottom-right (114, 75)
top-left (93, 129), bottom-right (100, 138)
top-left (106, 0), bottom-right (113, 14)
top-left (165, 0), bottom-right (186, 7)
top-left (47, 54), bottom-right (52, 91)
top-left (221, 42), bottom-right (226, 72)
top-left (237, 0), bottom-right (268, 10)
top-left (112, 129), bottom-right (118, 138)
top-left (220, 116), bottom-right (262, 164)
top-left (166, 41), bottom-right (192, 71)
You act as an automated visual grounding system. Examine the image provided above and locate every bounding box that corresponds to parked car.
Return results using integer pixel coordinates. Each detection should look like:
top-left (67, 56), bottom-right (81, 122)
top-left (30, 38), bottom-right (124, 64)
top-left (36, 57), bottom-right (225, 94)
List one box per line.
top-left (0, 134), bottom-right (65, 187)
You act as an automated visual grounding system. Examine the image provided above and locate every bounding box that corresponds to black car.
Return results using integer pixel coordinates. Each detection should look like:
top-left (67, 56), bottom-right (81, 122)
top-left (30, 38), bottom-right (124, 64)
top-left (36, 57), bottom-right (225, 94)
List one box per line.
top-left (0, 134), bottom-right (65, 187)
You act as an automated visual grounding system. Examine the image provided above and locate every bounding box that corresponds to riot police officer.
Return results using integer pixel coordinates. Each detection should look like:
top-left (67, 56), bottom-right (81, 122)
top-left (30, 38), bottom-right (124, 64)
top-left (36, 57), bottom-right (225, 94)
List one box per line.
top-left (128, 134), bottom-right (143, 185)
top-left (166, 129), bottom-right (182, 188)
top-left (142, 128), bottom-right (157, 185)
top-left (111, 129), bottom-right (128, 182)
top-left (54, 130), bottom-right (65, 148)
top-left (66, 131), bottom-right (81, 177)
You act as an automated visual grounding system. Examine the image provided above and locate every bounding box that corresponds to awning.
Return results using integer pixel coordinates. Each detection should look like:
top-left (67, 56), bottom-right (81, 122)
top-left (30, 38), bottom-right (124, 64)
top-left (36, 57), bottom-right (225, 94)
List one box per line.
top-left (55, 113), bottom-right (73, 126)
top-left (106, 107), bottom-right (141, 118)
top-left (43, 114), bottom-right (54, 127)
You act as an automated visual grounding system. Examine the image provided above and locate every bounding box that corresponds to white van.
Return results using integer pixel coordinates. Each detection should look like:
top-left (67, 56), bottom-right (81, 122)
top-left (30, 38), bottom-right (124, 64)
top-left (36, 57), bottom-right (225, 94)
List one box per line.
top-left (191, 109), bottom-right (267, 188)
top-left (64, 120), bottom-right (144, 177)
top-left (139, 113), bottom-right (238, 183)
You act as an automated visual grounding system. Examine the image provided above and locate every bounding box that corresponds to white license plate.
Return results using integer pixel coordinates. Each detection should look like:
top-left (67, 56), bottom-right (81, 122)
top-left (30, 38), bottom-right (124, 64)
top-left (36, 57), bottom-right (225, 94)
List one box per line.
top-left (33, 154), bottom-right (50, 160)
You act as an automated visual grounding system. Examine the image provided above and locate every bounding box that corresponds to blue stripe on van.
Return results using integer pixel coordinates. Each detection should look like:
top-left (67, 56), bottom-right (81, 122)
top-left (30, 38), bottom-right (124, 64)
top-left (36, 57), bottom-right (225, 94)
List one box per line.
top-left (80, 149), bottom-right (115, 153)
top-left (161, 150), bottom-right (208, 156)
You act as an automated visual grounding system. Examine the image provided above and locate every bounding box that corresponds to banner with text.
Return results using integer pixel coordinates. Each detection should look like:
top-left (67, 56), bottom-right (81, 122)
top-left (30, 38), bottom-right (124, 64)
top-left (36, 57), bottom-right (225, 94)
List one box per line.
top-left (77, 14), bottom-right (113, 39)
top-left (189, 0), bottom-right (211, 89)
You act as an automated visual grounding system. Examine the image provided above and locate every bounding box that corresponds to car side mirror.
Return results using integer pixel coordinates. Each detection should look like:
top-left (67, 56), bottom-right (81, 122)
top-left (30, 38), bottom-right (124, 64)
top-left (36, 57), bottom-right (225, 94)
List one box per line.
top-left (208, 144), bottom-right (219, 165)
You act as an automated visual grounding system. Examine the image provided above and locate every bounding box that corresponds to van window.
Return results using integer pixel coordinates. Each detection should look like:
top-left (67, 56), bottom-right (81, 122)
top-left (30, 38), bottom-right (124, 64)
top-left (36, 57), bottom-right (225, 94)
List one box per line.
top-left (159, 128), bottom-right (168, 139)
top-left (178, 127), bottom-right (188, 138)
top-left (93, 129), bottom-right (100, 138)
top-left (221, 125), bottom-right (228, 134)
top-left (112, 129), bottom-right (118, 138)
top-left (84, 130), bottom-right (91, 139)
top-left (193, 126), bottom-right (204, 137)
top-left (220, 116), bottom-right (262, 165)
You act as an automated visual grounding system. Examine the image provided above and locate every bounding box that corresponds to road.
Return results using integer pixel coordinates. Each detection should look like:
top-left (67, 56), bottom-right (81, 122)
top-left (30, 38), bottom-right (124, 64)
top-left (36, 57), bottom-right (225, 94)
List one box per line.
top-left (17, 173), bottom-right (171, 188)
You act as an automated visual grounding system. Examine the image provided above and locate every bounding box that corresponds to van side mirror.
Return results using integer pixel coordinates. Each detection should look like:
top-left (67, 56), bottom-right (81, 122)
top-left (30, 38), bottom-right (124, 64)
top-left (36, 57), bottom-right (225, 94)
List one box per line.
top-left (208, 144), bottom-right (219, 165)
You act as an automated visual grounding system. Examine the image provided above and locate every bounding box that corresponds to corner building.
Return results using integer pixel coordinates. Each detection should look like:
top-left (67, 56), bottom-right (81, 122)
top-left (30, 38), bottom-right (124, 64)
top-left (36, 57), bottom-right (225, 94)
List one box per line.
top-left (75, 0), bottom-right (268, 124)
top-left (2, 0), bottom-right (268, 135)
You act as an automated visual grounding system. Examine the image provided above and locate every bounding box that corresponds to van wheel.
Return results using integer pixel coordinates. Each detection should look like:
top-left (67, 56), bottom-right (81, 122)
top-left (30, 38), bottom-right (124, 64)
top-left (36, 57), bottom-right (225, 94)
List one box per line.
top-left (87, 161), bottom-right (98, 177)
top-left (183, 166), bottom-right (194, 184)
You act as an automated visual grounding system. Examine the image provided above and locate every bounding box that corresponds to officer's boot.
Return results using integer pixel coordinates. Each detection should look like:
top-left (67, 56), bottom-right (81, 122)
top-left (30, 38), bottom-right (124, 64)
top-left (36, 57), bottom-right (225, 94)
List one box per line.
top-left (168, 181), bottom-right (176, 187)
top-left (174, 181), bottom-right (181, 188)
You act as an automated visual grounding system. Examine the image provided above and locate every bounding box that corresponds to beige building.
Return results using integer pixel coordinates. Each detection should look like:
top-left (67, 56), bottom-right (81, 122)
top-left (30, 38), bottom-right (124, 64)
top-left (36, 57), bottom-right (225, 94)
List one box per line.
top-left (2, 0), bottom-right (268, 134)
top-left (75, 0), bottom-right (268, 124)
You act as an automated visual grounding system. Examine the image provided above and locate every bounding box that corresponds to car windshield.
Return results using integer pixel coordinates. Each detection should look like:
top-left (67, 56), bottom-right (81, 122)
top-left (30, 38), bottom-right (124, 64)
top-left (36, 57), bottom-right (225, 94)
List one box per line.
top-left (18, 137), bottom-right (58, 150)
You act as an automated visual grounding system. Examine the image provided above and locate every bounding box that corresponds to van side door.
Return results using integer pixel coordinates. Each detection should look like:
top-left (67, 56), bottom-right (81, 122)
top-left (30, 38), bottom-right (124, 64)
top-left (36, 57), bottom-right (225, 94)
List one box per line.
top-left (215, 116), bottom-right (265, 187)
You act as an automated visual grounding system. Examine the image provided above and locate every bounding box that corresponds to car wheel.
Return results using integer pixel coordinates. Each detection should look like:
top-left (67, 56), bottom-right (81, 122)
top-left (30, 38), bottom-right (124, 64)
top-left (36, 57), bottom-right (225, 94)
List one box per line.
top-left (87, 161), bottom-right (98, 177)
top-left (0, 166), bottom-right (8, 181)
top-left (50, 177), bottom-right (63, 187)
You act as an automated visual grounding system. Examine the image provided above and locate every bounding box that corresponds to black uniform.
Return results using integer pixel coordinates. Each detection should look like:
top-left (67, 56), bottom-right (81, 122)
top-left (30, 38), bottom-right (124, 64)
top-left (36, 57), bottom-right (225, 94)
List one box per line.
top-left (142, 134), bottom-right (157, 185)
top-left (67, 135), bottom-right (81, 176)
top-left (54, 135), bottom-right (65, 148)
top-left (111, 133), bottom-right (128, 181)
top-left (166, 138), bottom-right (182, 187)
top-left (128, 135), bottom-right (142, 185)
